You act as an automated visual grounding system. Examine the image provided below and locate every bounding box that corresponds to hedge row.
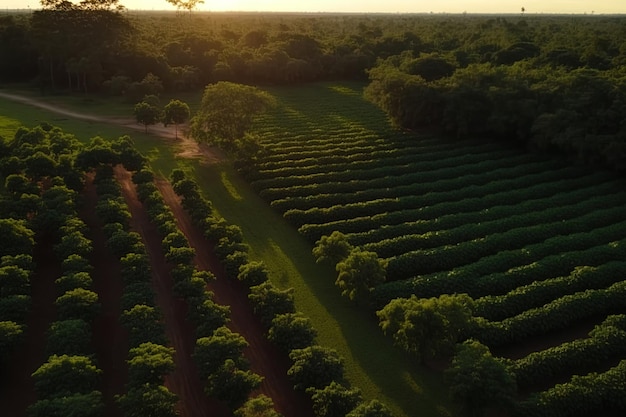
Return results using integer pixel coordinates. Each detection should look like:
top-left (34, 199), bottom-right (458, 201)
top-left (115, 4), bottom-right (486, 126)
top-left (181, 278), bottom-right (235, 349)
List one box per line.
top-left (514, 359), bottom-right (626, 417)
top-left (385, 206), bottom-right (626, 280)
top-left (297, 170), bottom-right (614, 242)
top-left (362, 189), bottom-right (626, 258)
top-left (271, 155), bottom-right (551, 213)
top-left (475, 262), bottom-right (626, 321)
top-left (170, 170), bottom-right (385, 417)
top-left (510, 314), bottom-right (626, 389)
top-left (373, 237), bottom-right (626, 305)
top-left (471, 281), bottom-right (626, 347)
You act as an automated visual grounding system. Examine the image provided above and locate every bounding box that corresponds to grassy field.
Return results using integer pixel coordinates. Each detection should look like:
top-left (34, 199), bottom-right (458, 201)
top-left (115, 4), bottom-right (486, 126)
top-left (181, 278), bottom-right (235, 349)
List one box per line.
top-left (0, 88), bottom-right (456, 417)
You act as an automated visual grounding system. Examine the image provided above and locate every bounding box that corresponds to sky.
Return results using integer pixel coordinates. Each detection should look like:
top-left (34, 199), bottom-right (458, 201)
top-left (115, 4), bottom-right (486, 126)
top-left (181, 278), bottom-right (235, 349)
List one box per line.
top-left (2, 0), bottom-right (624, 14)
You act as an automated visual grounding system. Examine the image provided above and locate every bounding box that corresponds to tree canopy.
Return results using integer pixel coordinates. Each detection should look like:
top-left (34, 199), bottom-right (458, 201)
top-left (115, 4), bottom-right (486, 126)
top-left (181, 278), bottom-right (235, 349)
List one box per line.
top-left (377, 293), bottom-right (474, 361)
top-left (190, 81), bottom-right (275, 152)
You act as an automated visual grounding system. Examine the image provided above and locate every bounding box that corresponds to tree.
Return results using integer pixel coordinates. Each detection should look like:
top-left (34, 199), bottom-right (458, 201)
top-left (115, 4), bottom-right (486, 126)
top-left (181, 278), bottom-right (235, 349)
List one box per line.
top-left (335, 249), bottom-right (387, 304)
top-left (134, 101), bottom-right (161, 133)
top-left (0, 321), bottom-right (23, 361)
top-left (127, 342), bottom-right (175, 387)
top-left (205, 358), bottom-right (263, 409)
top-left (309, 381), bottom-right (362, 417)
top-left (248, 281), bottom-right (296, 326)
top-left (268, 312), bottom-right (317, 352)
top-left (237, 261), bottom-right (270, 286)
top-left (235, 395), bottom-right (282, 417)
top-left (0, 265), bottom-right (30, 297)
top-left (377, 294), bottom-right (474, 361)
top-left (444, 340), bottom-right (516, 417)
top-left (0, 219), bottom-right (34, 257)
top-left (27, 391), bottom-right (105, 417)
top-left (163, 99), bottom-right (190, 139)
top-left (120, 304), bottom-right (166, 347)
top-left (32, 355), bottom-right (101, 399)
top-left (55, 271), bottom-right (93, 294)
top-left (194, 326), bottom-right (248, 378)
top-left (190, 81), bottom-right (275, 152)
top-left (116, 383), bottom-right (178, 417)
top-left (166, 0), bottom-right (205, 14)
top-left (288, 345), bottom-right (344, 391)
top-left (55, 288), bottom-right (100, 322)
top-left (346, 400), bottom-right (395, 417)
top-left (46, 319), bottom-right (92, 356)
top-left (312, 231), bottom-right (353, 266)
top-left (187, 295), bottom-right (230, 338)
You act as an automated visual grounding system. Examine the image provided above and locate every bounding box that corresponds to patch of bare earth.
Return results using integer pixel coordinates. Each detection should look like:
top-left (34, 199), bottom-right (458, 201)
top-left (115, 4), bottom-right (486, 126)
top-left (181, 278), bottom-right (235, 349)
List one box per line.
top-left (156, 178), bottom-right (315, 417)
top-left (80, 173), bottom-right (128, 417)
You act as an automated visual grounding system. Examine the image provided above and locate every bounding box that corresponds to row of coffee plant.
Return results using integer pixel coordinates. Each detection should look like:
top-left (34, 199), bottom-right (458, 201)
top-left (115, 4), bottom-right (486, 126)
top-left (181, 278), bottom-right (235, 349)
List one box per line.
top-left (170, 170), bottom-right (394, 417)
top-left (92, 163), bottom-right (177, 416)
top-left (133, 166), bottom-right (267, 412)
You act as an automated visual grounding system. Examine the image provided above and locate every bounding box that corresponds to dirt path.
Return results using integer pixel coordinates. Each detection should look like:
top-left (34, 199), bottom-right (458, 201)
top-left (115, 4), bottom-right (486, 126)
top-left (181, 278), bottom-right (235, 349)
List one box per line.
top-left (115, 166), bottom-right (222, 417)
top-left (0, 91), bottom-right (225, 164)
top-left (80, 173), bottom-right (128, 417)
top-left (156, 178), bottom-right (314, 417)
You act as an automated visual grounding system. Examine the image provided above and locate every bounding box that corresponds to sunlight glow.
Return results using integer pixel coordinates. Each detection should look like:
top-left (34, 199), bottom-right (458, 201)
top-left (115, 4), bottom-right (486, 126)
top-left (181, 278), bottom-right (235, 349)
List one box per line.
top-left (2, 0), bottom-right (624, 13)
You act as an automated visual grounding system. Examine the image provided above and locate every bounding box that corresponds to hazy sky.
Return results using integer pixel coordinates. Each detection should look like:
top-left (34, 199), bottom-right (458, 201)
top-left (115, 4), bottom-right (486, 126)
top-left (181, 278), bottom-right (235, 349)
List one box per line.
top-left (3, 0), bottom-right (623, 14)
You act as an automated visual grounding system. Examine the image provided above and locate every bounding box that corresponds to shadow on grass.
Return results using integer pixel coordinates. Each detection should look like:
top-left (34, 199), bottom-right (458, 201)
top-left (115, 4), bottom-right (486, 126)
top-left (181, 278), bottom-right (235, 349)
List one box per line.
top-left (191, 161), bottom-right (457, 417)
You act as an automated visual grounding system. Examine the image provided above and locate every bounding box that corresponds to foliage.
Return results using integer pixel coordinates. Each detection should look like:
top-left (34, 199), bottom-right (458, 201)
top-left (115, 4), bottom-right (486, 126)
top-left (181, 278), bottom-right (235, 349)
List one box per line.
top-left (248, 281), bottom-right (296, 326)
top-left (32, 355), bottom-right (101, 399)
top-left (335, 248), bottom-right (387, 304)
top-left (204, 358), bottom-right (263, 409)
top-left (190, 81), bottom-right (275, 152)
top-left (55, 288), bottom-right (100, 322)
top-left (120, 304), bottom-right (166, 347)
top-left (445, 340), bottom-right (516, 417)
top-left (268, 312), bottom-right (317, 352)
top-left (235, 395), bottom-right (283, 417)
top-left (377, 294), bottom-right (474, 361)
top-left (309, 381), bottom-right (362, 417)
top-left (27, 391), bottom-right (105, 417)
top-left (46, 319), bottom-right (92, 357)
top-left (194, 326), bottom-right (249, 378)
top-left (116, 383), bottom-right (178, 417)
top-left (346, 400), bottom-right (395, 417)
top-left (134, 101), bottom-right (161, 133)
top-left (163, 99), bottom-right (190, 139)
top-left (127, 342), bottom-right (175, 387)
top-left (288, 345), bottom-right (345, 391)
top-left (312, 231), bottom-right (353, 266)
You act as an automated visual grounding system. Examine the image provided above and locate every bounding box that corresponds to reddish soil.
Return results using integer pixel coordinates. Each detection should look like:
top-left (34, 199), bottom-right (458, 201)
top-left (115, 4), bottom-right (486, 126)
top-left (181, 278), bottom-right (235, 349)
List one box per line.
top-left (0, 234), bottom-right (60, 416)
top-left (115, 166), bottom-right (221, 417)
top-left (80, 173), bottom-right (128, 417)
top-left (155, 177), bottom-right (314, 417)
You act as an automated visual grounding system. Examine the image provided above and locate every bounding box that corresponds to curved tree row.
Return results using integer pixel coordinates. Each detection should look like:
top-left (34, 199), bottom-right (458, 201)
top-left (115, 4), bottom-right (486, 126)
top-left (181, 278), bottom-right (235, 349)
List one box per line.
top-left (170, 169), bottom-right (394, 417)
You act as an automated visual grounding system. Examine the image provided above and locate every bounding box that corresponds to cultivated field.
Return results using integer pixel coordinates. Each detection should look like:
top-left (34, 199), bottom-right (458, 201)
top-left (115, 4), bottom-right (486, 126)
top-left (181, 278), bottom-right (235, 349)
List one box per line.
top-left (247, 82), bottom-right (626, 415)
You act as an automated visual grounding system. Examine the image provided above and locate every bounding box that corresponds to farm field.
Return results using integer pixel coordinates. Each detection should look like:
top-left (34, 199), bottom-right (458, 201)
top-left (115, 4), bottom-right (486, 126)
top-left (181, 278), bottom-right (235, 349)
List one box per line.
top-left (245, 82), bottom-right (626, 415)
top-left (0, 91), bottom-right (455, 417)
top-left (2, 79), bottom-right (626, 417)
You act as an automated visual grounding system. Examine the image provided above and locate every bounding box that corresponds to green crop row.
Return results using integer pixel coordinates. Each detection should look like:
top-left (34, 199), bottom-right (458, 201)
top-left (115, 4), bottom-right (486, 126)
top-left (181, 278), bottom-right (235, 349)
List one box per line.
top-left (386, 206), bottom-right (626, 279)
top-left (373, 238), bottom-right (626, 305)
top-left (344, 180), bottom-right (623, 247)
top-left (270, 155), bottom-right (550, 213)
top-left (514, 358), bottom-right (626, 417)
top-left (254, 139), bottom-right (510, 181)
top-left (471, 280), bottom-right (626, 347)
top-left (476, 262), bottom-right (626, 321)
top-left (286, 166), bottom-right (602, 229)
top-left (364, 191), bottom-right (626, 258)
top-left (254, 146), bottom-right (518, 192)
top-left (510, 314), bottom-right (626, 389)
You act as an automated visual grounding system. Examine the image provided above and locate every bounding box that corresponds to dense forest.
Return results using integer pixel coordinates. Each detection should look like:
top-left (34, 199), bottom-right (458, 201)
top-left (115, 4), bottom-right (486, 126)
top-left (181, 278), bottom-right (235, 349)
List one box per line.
top-left (1, 4), bottom-right (626, 169)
